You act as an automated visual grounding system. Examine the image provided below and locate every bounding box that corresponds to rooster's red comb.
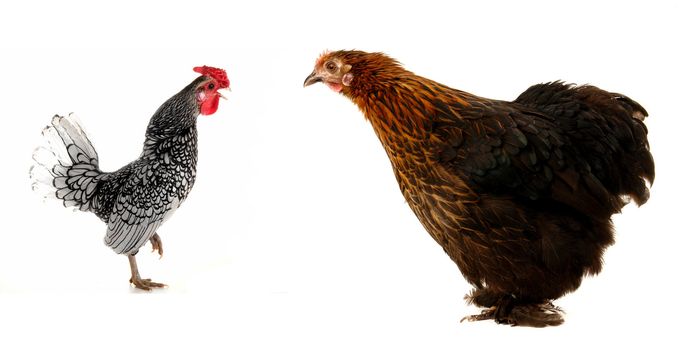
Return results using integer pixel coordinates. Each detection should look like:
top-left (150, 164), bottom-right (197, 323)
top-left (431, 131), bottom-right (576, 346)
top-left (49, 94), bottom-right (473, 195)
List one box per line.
top-left (193, 66), bottom-right (230, 89)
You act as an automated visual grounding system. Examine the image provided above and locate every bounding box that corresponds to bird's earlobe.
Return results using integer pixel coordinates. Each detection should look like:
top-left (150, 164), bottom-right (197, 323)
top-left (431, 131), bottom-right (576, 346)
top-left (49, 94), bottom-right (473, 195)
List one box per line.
top-left (342, 73), bottom-right (354, 87)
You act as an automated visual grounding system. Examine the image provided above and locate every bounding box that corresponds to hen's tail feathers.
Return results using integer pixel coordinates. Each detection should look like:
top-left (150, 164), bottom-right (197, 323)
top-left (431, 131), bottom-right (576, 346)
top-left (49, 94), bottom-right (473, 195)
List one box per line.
top-left (515, 82), bottom-right (655, 208)
top-left (611, 93), bottom-right (655, 205)
top-left (30, 114), bottom-right (103, 211)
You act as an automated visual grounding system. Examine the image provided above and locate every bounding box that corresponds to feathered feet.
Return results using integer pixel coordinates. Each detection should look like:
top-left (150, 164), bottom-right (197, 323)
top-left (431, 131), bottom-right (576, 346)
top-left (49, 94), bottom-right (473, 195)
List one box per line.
top-left (461, 289), bottom-right (564, 327)
top-left (127, 254), bottom-right (166, 291)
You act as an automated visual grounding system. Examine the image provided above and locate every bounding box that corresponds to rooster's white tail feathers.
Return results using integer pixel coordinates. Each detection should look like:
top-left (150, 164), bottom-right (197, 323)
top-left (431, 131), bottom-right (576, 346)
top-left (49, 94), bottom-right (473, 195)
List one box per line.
top-left (30, 114), bottom-right (103, 211)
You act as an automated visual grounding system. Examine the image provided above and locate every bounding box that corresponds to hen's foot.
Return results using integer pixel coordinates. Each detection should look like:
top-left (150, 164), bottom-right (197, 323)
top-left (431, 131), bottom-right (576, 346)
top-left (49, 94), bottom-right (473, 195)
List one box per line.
top-left (461, 296), bottom-right (564, 327)
top-left (460, 307), bottom-right (496, 322)
top-left (501, 302), bottom-right (564, 327)
top-left (150, 233), bottom-right (163, 258)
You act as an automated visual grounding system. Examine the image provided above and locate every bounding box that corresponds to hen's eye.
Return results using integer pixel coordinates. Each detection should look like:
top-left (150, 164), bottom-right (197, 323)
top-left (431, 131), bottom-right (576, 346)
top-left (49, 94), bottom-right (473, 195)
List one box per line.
top-left (208, 83), bottom-right (215, 90)
top-left (326, 62), bottom-right (337, 71)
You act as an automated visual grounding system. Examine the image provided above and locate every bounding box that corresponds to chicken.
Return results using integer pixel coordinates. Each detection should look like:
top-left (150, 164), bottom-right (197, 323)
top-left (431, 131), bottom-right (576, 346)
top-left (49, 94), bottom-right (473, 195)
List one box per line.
top-left (30, 66), bottom-right (230, 290)
top-left (304, 50), bottom-right (654, 326)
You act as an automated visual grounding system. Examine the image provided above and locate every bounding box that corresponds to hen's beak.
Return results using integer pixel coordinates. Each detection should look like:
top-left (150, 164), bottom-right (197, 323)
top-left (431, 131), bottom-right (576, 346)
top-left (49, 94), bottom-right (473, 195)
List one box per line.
top-left (303, 71), bottom-right (322, 87)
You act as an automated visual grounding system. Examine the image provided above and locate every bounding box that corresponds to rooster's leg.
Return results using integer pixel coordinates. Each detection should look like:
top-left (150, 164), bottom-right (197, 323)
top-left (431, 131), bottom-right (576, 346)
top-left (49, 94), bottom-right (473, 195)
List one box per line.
top-left (127, 254), bottom-right (166, 291)
top-left (150, 233), bottom-right (163, 258)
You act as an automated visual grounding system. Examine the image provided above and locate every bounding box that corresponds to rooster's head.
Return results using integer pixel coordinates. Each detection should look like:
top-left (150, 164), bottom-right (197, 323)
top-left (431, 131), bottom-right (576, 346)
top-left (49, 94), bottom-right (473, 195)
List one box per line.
top-left (192, 66), bottom-right (230, 116)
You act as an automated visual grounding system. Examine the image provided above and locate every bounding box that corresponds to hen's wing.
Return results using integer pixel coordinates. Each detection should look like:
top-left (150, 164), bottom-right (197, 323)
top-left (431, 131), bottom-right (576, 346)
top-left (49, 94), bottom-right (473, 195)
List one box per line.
top-left (433, 89), bottom-right (629, 217)
top-left (104, 163), bottom-right (179, 255)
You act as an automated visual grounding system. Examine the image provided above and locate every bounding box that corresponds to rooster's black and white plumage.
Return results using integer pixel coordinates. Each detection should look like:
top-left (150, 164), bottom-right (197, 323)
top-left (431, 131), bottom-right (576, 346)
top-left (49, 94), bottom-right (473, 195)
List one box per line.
top-left (30, 66), bottom-right (230, 290)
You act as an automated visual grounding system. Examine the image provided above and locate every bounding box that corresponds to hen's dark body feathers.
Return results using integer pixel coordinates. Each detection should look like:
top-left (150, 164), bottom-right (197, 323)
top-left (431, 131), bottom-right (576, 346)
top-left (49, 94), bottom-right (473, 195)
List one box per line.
top-left (425, 81), bottom-right (654, 302)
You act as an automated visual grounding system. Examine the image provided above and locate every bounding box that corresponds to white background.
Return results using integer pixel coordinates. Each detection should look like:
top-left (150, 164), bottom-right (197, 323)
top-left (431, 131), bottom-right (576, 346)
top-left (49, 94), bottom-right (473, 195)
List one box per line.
top-left (1, 1), bottom-right (678, 349)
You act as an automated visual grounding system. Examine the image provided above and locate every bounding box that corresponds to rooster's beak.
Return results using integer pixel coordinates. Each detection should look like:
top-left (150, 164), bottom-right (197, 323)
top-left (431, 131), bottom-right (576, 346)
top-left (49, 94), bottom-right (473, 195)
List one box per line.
top-left (218, 87), bottom-right (231, 100)
top-left (303, 71), bottom-right (322, 87)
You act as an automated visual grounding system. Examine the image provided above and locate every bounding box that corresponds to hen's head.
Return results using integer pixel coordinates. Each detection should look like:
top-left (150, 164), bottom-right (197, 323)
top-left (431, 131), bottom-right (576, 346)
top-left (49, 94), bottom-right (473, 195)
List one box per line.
top-left (191, 66), bottom-right (230, 116)
top-left (303, 50), bottom-right (404, 97)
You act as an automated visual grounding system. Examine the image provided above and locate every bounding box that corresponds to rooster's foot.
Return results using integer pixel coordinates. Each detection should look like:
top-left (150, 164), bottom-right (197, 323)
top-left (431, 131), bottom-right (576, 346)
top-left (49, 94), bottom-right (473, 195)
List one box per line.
top-left (129, 276), bottom-right (166, 291)
top-left (150, 233), bottom-right (163, 258)
top-left (127, 254), bottom-right (166, 291)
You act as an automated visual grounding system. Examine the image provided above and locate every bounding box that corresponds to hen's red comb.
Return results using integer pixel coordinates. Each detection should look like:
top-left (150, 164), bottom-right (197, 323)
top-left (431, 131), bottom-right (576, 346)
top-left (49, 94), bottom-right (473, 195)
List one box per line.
top-left (193, 66), bottom-right (230, 89)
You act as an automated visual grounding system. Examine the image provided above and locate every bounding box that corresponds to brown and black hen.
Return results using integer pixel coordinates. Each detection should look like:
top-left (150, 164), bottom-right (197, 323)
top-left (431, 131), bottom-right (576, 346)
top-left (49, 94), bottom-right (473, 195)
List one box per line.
top-left (304, 50), bottom-right (654, 327)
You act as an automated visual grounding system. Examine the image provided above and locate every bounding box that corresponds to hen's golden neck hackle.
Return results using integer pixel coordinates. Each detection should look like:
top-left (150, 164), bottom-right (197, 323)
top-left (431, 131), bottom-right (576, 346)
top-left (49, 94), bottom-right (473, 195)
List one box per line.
top-left (305, 50), bottom-right (480, 201)
top-left (315, 51), bottom-right (473, 144)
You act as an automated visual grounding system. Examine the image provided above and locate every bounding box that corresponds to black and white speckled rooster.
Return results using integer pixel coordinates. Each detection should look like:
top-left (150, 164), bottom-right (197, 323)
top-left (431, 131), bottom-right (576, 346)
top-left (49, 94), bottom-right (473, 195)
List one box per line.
top-left (30, 66), bottom-right (230, 290)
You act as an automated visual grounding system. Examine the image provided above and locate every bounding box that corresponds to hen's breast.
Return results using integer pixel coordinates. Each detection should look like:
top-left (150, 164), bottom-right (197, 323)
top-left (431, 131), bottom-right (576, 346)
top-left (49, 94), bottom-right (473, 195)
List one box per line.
top-left (386, 135), bottom-right (474, 242)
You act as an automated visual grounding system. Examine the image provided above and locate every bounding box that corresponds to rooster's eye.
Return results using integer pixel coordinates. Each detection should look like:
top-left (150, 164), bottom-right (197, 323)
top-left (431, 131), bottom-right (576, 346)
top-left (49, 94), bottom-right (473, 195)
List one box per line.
top-left (326, 62), bottom-right (337, 71)
top-left (208, 83), bottom-right (215, 90)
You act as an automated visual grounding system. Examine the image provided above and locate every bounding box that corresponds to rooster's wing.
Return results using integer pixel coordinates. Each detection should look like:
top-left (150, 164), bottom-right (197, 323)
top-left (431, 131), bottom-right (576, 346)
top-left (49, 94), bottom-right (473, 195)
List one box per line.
top-left (104, 163), bottom-right (179, 255)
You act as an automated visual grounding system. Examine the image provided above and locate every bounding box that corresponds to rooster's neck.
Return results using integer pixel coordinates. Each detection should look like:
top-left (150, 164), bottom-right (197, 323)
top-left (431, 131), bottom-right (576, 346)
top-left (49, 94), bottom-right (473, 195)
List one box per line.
top-left (141, 125), bottom-right (198, 163)
top-left (140, 95), bottom-right (199, 164)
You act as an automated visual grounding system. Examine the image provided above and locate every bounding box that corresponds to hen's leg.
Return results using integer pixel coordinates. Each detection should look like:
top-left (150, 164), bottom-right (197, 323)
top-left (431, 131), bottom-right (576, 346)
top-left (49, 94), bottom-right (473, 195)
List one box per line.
top-left (128, 254), bottom-right (166, 291)
top-left (461, 294), bottom-right (564, 327)
top-left (150, 233), bottom-right (163, 258)
top-left (465, 287), bottom-right (504, 307)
